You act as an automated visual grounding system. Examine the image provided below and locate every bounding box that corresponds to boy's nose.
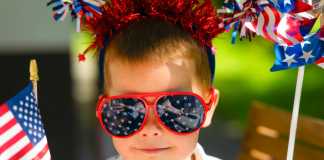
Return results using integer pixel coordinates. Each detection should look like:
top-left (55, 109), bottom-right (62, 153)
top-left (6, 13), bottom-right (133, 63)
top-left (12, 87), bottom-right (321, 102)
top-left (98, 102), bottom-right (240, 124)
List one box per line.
top-left (138, 107), bottom-right (163, 137)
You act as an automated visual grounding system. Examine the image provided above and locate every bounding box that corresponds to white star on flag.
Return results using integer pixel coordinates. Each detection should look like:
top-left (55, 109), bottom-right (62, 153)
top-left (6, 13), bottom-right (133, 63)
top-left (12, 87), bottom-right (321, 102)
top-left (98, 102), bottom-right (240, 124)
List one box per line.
top-left (270, 0), bottom-right (280, 7)
top-left (186, 127), bottom-right (189, 130)
top-left (124, 132), bottom-right (128, 135)
top-left (284, 0), bottom-right (291, 6)
top-left (118, 124), bottom-right (122, 128)
top-left (299, 50), bottom-right (314, 63)
top-left (126, 127), bottom-right (130, 130)
top-left (121, 119), bottom-right (124, 123)
top-left (165, 113), bottom-right (168, 117)
top-left (138, 122), bottom-right (141, 126)
top-left (123, 112), bottom-right (127, 115)
top-left (176, 100), bottom-right (180, 104)
top-left (174, 124), bottom-right (178, 127)
top-left (128, 120), bottom-right (132, 124)
top-left (111, 122), bottom-right (115, 126)
top-left (300, 41), bottom-right (311, 48)
top-left (188, 103), bottom-right (191, 107)
top-left (140, 115), bottom-right (144, 119)
top-left (171, 119), bottom-right (174, 122)
top-left (184, 96), bottom-right (187, 100)
top-left (114, 116), bottom-right (117, 119)
top-left (181, 107), bottom-right (184, 111)
top-left (117, 111), bottom-right (120, 114)
top-left (134, 128), bottom-right (137, 131)
top-left (116, 131), bottom-right (120, 134)
top-left (281, 53), bottom-right (297, 67)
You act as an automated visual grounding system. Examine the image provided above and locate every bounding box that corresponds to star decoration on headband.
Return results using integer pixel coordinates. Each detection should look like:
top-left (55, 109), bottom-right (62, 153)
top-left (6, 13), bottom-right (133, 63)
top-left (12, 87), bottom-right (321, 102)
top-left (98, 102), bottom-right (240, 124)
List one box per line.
top-left (78, 53), bottom-right (86, 62)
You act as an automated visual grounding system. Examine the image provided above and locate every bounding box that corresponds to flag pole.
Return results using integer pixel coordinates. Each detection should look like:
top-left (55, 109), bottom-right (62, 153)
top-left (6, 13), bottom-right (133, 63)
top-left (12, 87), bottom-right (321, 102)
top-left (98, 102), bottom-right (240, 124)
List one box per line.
top-left (286, 66), bottom-right (305, 160)
top-left (29, 60), bottom-right (39, 105)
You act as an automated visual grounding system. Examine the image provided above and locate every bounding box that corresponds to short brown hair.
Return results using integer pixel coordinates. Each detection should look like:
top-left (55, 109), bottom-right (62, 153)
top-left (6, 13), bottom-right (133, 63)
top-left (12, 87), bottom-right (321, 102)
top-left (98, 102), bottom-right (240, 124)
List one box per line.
top-left (104, 17), bottom-right (212, 95)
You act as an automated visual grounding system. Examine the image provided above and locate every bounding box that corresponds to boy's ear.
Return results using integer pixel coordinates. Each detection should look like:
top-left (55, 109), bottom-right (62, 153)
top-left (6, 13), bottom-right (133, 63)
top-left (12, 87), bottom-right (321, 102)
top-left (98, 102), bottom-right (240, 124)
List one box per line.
top-left (202, 88), bottom-right (219, 128)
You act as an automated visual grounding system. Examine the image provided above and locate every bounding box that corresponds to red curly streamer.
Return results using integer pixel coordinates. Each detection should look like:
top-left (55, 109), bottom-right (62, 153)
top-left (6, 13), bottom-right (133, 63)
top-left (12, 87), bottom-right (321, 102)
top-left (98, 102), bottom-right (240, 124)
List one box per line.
top-left (83, 0), bottom-right (225, 58)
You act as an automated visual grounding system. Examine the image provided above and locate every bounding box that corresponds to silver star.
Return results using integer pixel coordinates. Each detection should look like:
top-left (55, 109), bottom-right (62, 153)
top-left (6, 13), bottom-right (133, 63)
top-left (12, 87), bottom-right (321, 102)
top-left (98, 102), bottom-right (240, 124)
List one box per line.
top-left (299, 50), bottom-right (314, 63)
top-left (20, 101), bottom-right (23, 105)
top-left (284, 0), bottom-right (291, 6)
top-left (281, 53), bottom-right (297, 67)
top-left (270, 0), bottom-right (280, 7)
top-left (300, 41), bottom-right (311, 49)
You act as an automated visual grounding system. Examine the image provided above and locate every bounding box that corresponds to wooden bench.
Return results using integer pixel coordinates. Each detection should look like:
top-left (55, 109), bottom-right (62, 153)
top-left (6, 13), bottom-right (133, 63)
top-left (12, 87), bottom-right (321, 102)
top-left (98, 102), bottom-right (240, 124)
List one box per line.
top-left (237, 101), bottom-right (324, 160)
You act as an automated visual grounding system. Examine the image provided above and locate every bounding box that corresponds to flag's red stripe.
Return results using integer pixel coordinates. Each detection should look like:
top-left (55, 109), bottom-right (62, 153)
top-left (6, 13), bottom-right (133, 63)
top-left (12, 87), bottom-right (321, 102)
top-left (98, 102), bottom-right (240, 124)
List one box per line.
top-left (8, 143), bottom-right (33, 160)
top-left (0, 118), bottom-right (17, 135)
top-left (32, 144), bottom-right (49, 160)
top-left (0, 130), bottom-right (25, 155)
top-left (0, 103), bottom-right (10, 117)
top-left (262, 9), bottom-right (278, 44)
top-left (315, 57), bottom-right (324, 65)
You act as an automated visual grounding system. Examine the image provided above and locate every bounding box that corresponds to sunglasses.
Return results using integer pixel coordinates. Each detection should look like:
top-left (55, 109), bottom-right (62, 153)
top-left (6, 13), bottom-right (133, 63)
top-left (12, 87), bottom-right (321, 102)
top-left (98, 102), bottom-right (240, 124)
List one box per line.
top-left (95, 87), bottom-right (215, 138)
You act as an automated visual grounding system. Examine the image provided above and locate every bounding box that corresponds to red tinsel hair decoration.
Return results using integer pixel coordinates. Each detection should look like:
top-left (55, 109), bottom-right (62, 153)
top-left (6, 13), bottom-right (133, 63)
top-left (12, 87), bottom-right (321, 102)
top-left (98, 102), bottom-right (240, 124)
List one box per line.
top-left (83, 0), bottom-right (225, 58)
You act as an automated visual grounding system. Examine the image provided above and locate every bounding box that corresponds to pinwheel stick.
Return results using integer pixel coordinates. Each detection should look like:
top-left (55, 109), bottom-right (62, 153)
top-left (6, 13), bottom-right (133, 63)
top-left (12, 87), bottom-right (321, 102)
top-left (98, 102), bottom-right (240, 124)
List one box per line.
top-left (286, 66), bottom-right (305, 160)
top-left (29, 60), bottom-right (39, 105)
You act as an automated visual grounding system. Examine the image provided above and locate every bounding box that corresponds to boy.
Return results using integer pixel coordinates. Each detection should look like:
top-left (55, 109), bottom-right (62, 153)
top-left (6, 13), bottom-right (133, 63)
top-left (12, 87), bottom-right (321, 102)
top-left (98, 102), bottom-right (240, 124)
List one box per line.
top-left (97, 17), bottom-right (221, 160)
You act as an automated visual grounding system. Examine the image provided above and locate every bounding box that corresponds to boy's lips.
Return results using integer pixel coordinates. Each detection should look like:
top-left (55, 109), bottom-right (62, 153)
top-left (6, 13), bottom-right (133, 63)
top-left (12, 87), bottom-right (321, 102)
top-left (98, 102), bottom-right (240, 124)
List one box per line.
top-left (137, 147), bottom-right (170, 154)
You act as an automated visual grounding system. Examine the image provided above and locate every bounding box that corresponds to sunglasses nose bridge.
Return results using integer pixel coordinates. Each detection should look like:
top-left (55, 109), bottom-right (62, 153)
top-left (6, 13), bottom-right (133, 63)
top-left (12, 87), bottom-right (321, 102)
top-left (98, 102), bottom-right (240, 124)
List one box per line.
top-left (147, 104), bottom-right (154, 107)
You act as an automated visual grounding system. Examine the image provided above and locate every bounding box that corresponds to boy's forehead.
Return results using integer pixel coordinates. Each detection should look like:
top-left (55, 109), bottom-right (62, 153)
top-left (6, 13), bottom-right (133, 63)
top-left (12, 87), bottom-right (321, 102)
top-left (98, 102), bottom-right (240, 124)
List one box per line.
top-left (107, 58), bottom-right (196, 95)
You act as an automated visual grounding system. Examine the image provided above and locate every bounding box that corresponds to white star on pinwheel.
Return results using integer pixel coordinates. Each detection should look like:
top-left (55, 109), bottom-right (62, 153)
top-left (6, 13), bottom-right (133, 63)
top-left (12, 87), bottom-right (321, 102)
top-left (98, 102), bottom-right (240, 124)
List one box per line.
top-left (165, 113), bottom-right (168, 117)
top-left (20, 101), bottom-right (23, 105)
top-left (181, 107), bottom-right (184, 111)
top-left (281, 53), bottom-right (297, 67)
top-left (176, 100), bottom-right (180, 104)
top-left (171, 119), bottom-right (174, 122)
top-left (300, 41), bottom-right (311, 49)
top-left (126, 127), bottom-right (130, 130)
top-left (299, 50), bottom-right (314, 63)
top-left (184, 96), bottom-right (187, 100)
top-left (178, 117), bottom-right (181, 120)
top-left (270, 0), bottom-right (280, 7)
top-left (284, 0), bottom-right (291, 6)
top-left (111, 122), bottom-right (115, 126)
top-left (128, 120), bottom-right (132, 124)
top-left (118, 124), bottom-right (122, 128)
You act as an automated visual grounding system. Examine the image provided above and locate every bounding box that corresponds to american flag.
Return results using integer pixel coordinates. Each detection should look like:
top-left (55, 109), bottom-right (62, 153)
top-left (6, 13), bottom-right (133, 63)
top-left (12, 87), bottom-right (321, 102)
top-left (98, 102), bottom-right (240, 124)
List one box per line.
top-left (245, 5), bottom-right (305, 46)
top-left (0, 82), bottom-right (51, 160)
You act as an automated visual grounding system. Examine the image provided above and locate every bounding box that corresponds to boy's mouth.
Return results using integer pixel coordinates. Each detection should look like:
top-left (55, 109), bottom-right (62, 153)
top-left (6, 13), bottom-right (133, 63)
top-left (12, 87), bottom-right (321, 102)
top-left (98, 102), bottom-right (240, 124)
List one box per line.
top-left (137, 147), bottom-right (170, 154)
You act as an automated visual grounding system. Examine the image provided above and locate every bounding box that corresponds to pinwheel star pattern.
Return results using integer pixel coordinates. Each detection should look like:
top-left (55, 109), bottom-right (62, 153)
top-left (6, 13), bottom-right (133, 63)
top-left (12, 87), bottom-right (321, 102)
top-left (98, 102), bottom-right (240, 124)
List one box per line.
top-left (281, 54), bottom-right (298, 67)
top-left (299, 50), bottom-right (314, 63)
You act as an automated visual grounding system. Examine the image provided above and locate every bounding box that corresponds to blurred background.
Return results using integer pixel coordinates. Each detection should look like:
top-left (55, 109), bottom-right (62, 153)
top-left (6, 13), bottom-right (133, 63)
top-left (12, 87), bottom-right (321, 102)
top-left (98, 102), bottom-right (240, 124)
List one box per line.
top-left (0, 0), bottom-right (323, 160)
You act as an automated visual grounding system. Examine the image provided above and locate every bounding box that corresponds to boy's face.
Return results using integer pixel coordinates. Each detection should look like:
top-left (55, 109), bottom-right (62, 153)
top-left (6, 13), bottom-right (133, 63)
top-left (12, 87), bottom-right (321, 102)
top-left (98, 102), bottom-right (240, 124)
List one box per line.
top-left (106, 58), bottom-right (218, 160)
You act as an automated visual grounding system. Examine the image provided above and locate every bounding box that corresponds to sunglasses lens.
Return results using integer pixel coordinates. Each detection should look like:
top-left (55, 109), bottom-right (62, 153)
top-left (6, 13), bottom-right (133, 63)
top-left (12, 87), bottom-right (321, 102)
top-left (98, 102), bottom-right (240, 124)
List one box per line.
top-left (156, 95), bottom-right (205, 133)
top-left (100, 98), bottom-right (146, 137)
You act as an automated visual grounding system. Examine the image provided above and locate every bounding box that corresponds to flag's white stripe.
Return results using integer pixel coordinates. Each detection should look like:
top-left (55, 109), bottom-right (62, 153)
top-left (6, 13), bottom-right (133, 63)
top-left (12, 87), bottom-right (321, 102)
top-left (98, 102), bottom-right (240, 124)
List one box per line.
top-left (277, 14), bottom-right (300, 45)
top-left (41, 149), bottom-right (51, 160)
top-left (19, 136), bottom-right (48, 160)
top-left (265, 7), bottom-right (282, 43)
top-left (256, 12), bottom-right (265, 37)
top-left (0, 111), bottom-right (14, 128)
top-left (0, 123), bottom-right (22, 147)
top-left (317, 63), bottom-right (324, 69)
top-left (0, 136), bottom-right (30, 160)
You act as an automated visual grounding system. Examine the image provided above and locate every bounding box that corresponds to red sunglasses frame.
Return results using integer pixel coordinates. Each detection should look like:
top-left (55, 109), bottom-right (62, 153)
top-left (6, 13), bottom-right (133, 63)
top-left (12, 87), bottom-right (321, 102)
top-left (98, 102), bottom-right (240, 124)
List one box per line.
top-left (95, 87), bottom-right (215, 138)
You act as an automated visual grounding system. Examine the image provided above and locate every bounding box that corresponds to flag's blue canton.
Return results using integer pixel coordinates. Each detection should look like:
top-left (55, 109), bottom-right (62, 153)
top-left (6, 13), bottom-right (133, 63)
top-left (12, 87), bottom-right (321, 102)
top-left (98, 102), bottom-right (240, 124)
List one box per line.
top-left (271, 31), bottom-right (324, 72)
top-left (6, 82), bottom-right (45, 146)
top-left (268, 0), bottom-right (295, 13)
